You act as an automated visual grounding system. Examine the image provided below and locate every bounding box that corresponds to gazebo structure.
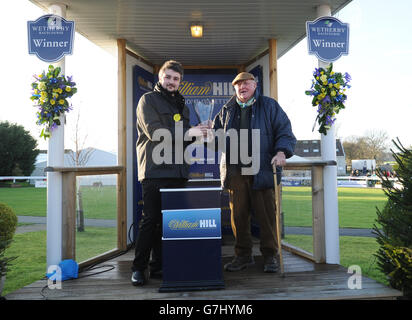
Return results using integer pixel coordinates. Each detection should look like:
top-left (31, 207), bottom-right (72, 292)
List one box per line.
top-left (6, 0), bottom-right (403, 300)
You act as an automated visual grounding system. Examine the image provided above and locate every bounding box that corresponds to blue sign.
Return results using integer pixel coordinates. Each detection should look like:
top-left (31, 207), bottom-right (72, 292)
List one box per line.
top-left (162, 208), bottom-right (221, 240)
top-left (306, 16), bottom-right (349, 62)
top-left (28, 14), bottom-right (75, 62)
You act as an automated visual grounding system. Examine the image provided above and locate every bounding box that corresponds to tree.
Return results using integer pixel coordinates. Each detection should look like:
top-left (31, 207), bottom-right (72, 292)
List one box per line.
top-left (0, 121), bottom-right (39, 176)
top-left (364, 129), bottom-right (389, 161)
top-left (373, 138), bottom-right (412, 298)
top-left (67, 111), bottom-right (94, 232)
top-left (343, 129), bottom-right (391, 166)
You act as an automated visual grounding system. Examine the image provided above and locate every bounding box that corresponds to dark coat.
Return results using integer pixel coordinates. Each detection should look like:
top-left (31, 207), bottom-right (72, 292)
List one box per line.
top-left (212, 92), bottom-right (296, 190)
top-left (136, 86), bottom-right (191, 181)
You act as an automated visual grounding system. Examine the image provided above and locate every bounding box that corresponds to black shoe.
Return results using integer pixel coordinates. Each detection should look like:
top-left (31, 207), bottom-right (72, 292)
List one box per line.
top-left (150, 269), bottom-right (162, 279)
top-left (131, 270), bottom-right (147, 286)
top-left (263, 256), bottom-right (279, 273)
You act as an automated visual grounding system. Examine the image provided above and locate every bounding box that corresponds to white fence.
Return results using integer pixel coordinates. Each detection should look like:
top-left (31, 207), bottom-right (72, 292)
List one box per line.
top-left (0, 175), bottom-right (116, 187)
top-left (1, 175), bottom-right (399, 189)
top-left (282, 176), bottom-right (399, 188)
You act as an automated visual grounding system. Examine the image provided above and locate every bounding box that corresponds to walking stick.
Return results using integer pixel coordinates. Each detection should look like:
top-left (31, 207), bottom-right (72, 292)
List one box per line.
top-left (273, 170), bottom-right (285, 276)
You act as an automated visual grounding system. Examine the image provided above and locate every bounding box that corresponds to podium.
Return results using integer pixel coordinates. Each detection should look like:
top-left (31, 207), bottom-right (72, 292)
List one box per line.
top-left (159, 187), bottom-right (225, 292)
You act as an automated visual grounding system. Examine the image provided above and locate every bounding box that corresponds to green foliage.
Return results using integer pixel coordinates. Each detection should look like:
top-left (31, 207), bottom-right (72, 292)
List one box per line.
top-left (373, 138), bottom-right (412, 297)
top-left (0, 203), bottom-right (18, 279)
top-left (0, 203), bottom-right (18, 241)
top-left (0, 121), bottom-right (40, 176)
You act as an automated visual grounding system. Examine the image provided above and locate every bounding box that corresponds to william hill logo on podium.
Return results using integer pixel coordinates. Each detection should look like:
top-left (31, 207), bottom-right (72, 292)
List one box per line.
top-left (163, 209), bottom-right (221, 240)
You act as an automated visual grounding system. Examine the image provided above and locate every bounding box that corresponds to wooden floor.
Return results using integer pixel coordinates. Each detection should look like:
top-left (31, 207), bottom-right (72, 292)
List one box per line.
top-left (6, 237), bottom-right (402, 300)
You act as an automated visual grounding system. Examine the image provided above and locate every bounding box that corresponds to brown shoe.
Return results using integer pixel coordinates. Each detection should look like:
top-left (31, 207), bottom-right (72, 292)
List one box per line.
top-left (224, 256), bottom-right (255, 272)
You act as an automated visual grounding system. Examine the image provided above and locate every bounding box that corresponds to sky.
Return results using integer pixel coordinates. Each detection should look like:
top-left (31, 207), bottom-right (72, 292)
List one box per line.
top-left (0, 0), bottom-right (411, 154)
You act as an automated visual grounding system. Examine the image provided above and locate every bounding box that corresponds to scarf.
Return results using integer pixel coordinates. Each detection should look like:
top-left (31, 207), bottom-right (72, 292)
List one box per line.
top-left (154, 82), bottom-right (185, 114)
top-left (236, 96), bottom-right (256, 109)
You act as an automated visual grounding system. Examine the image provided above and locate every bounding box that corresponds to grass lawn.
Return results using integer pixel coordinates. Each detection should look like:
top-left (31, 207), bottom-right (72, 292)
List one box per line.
top-left (2, 227), bottom-right (117, 296)
top-left (0, 186), bottom-right (117, 219)
top-left (0, 187), bottom-right (46, 216)
top-left (284, 234), bottom-right (388, 286)
top-left (0, 186), bottom-right (386, 227)
top-left (282, 186), bottom-right (387, 228)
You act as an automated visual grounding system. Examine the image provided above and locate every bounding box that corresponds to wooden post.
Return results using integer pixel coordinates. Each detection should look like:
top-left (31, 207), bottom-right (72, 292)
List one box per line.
top-left (311, 165), bottom-right (326, 263)
top-left (117, 39), bottom-right (127, 250)
top-left (268, 39), bottom-right (278, 101)
top-left (62, 172), bottom-right (76, 260)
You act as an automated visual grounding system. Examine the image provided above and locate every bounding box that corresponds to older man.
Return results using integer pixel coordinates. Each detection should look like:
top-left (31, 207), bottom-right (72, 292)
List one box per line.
top-left (212, 72), bottom-right (296, 273)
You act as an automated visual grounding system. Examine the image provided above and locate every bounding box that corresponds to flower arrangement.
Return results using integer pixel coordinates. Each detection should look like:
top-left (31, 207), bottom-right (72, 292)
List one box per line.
top-left (31, 65), bottom-right (77, 139)
top-left (305, 63), bottom-right (351, 135)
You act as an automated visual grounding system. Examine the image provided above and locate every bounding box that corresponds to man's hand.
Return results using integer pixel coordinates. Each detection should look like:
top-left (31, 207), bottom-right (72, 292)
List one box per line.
top-left (271, 151), bottom-right (286, 167)
top-left (188, 123), bottom-right (211, 138)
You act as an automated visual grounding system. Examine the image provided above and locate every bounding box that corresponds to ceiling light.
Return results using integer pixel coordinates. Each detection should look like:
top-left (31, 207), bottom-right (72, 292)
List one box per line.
top-left (190, 24), bottom-right (203, 38)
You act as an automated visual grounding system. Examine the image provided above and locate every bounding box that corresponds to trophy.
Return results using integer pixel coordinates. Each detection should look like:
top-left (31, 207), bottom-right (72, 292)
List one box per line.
top-left (194, 98), bottom-right (214, 126)
top-left (194, 98), bottom-right (214, 143)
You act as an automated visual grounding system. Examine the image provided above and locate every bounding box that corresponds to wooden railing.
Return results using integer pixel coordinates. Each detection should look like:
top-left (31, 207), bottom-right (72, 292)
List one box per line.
top-left (281, 160), bottom-right (336, 263)
top-left (45, 165), bottom-right (126, 268)
top-left (45, 160), bottom-right (334, 267)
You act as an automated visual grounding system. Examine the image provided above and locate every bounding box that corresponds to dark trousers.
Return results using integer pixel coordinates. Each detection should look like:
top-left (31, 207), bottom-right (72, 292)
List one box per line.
top-left (228, 171), bottom-right (278, 258)
top-left (132, 178), bottom-right (187, 272)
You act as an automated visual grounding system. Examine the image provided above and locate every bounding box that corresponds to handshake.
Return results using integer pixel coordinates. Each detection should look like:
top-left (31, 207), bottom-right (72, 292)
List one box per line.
top-left (188, 120), bottom-right (214, 143)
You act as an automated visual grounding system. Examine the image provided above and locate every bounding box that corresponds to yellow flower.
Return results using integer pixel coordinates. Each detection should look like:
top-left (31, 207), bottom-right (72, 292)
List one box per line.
top-left (320, 75), bottom-right (327, 83)
top-left (328, 83), bottom-right (333, 88)
top-left (59, 99), bottom-right (65, 105)
top-left (50, 99), bottom-right (56, 105)
top-left (331, 90), bottom-right (336, 97)
top-left (38, 82), bottom-right (46, 90)
top-left (57, 88), bottom-right (63, 94)
top-left (65, 86), bottom-right (71, 92)
top-left (34, 89), bottom-right (38, 94)
top-left (334, 83), bottom-right (340, 89)
top-left (41, 91), bottom-right (48, 98)
top-left (52, 93), bottom-right (59, 98)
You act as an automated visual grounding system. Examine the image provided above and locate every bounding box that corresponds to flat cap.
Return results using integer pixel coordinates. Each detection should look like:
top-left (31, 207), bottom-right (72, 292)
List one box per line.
top-left (232, 72), bottom-right (255, 86)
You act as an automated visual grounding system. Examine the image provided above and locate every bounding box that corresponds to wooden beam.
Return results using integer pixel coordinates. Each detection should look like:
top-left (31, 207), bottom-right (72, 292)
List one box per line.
top-left (45, 166), bottom-right (124, 175)
top-left (268, 39), bottom-right (278, 100)
top-left (312, 165), bottom-right (326, 263)
top-left (244, 48), bottom-right (269, 68)
top-left (282, 241), bottom-right (316, 262)
top-left (61, 172), bottom-right (76, 260)
top-left (117, 39), bottom-right (128, 251)
top-left (125, 48), bottom-right (154, 68)
top-left (183, 65), bottom-right (240, 70)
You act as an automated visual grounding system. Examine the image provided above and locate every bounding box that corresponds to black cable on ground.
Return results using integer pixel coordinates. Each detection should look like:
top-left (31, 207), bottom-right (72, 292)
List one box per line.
top-left (40, 222), bottom-right (136, 299)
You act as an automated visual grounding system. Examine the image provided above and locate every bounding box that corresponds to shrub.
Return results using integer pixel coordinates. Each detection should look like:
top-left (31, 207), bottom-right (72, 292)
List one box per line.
top-left (0, 203), bottom-right (18, 279)
top-left (373, 139), bottom-right (412, 298)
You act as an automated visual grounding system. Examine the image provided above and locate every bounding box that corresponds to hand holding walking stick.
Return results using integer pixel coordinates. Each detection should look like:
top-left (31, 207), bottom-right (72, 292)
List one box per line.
top-left (273, 167), bottom-right (285, 276)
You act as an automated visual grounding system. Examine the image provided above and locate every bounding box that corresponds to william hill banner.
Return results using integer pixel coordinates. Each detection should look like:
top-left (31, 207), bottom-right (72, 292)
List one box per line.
top-left (162, 208), bottom-right (221, 240)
